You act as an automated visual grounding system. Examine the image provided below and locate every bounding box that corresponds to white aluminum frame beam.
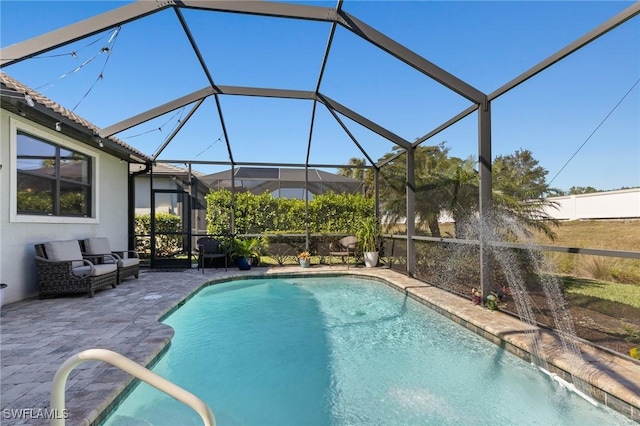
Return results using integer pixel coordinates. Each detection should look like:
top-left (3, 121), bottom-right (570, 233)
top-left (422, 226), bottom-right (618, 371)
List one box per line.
top-left (323, 104), bottom-right (378, 167)
top-left (101, 86), bottom-right (316, 137)
top-left (157, 159), bottom-right (367, 169)
top-left (102, 86), bottom-right (408, 152)
top-left (489, 2), bottom-right (640, 101)
top-left (317, 94), bottom-right (411, 149)
top-left (413, 104), bottom-right (478, 147)
top-left (175, 0), bottom-right (339, 23)
top-left (100, 87), bottom-right (216, 137)
top-left (336, 10), bottom-right (485, 105)
top-left (2, 0), bottom-right (486, 106)
top-left (305, 0), bottom-right (342, 166)
top-left (478, 99), bottom-right (492, 297)
top-left (174, 7), bottom-right (234, 163)
top-left (151, 98), bottom-right (204, 160)
top-left (0, 1), bottom-right (168, 67)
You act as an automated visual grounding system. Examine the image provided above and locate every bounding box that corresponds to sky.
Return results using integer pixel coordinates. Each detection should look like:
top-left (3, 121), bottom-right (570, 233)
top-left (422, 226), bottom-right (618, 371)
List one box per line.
top-left (1, 0), bottom-right (638, 192)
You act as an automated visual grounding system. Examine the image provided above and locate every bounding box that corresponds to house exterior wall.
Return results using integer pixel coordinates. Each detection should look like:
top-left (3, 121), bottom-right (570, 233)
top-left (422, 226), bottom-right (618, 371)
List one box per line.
top-left (544, 188), bottom-right (640, 220)
top-left (0, 109), bottom-right (129, 305)
top-left (133, 176), bottom-right (178, 215)
top-left (133, 175), bottom-right (209, 237)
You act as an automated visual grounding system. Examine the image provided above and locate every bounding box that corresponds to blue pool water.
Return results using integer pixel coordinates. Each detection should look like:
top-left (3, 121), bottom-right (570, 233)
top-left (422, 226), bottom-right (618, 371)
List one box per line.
top-left (103, 276), bottom-right (634, 425)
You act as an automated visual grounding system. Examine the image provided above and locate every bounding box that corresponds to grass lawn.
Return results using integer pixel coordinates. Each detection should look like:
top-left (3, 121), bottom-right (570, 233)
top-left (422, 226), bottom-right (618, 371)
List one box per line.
top-left (561, 276), bottom-right (640, 309)
top-left (538, 220), bottom-right (640, 285)
top-left (433, 220), bottom-right (640, 285)
top-left (260, 255), bottom-right (332, 267)
top-left (427, 219), bottom-right (640, 251)
top-left (537, 219), bottom-right (640, 251)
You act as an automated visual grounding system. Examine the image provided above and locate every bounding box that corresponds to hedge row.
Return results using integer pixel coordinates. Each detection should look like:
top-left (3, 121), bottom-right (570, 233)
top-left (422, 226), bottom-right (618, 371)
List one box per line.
top-left (135, 212), bottom-right (183, 257)
top-left (205, 189), bottom-right (374, 235)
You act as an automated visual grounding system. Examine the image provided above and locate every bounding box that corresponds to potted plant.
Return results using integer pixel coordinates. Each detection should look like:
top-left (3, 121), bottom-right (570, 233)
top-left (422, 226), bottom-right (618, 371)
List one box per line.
top-left (357, 216), bottom-right (381, 267)
top-left (298, 251), bottom-right (311, 268)
top-left (230, 238), bottom-right (261, 270)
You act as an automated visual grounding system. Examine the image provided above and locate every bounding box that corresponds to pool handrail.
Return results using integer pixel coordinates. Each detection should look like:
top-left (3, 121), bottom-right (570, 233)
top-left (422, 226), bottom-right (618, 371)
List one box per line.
top-left (50, 348), bottom-right (216, 426)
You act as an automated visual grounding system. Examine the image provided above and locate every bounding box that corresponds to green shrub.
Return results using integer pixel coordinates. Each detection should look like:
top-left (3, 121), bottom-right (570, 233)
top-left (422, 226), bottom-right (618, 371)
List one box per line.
top-left (17, 191), bottom-right (52, 213)
top-left (205, 189), bottom-right (374, 235)
top-left (135, 213), bottom-right (183, 257)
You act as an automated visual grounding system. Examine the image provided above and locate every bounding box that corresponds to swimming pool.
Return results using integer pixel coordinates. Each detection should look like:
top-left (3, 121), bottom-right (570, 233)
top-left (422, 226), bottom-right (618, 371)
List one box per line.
top-left (103, 276), bottom-right (634, 425)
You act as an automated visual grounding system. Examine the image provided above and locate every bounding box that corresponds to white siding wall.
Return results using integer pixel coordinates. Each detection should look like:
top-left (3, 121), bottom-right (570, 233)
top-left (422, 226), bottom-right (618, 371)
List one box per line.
top-left (544, 189), bottom-right (640, 220)
top-left (0, 110), bottom-right (130, 304)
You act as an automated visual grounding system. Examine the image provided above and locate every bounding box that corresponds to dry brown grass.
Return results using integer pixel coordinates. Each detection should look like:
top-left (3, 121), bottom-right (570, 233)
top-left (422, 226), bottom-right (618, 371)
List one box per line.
top-left (537, 219), bottom-right (640, 251)
top-left (389, 220), bottom-right (640, 251)
top-left (406, 219), bottom-right (640, 251)
top-left (391, 219), bottom-right (640, 284)
top-left (536, 220), bottom-right (640, 284)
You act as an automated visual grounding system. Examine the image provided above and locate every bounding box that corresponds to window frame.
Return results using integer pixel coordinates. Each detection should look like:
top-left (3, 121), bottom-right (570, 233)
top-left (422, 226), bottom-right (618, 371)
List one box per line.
top-left (10, 117), bottom-right (99, 224)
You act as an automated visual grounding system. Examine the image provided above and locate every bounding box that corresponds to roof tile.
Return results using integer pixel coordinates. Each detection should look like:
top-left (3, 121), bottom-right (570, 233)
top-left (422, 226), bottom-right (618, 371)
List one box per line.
top-left (0, 71), bottom-right (151, 162)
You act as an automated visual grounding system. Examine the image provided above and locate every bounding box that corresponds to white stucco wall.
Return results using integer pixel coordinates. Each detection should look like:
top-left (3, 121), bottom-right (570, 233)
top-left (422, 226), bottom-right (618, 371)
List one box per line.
top-left (133, 176), bottom-right (180, 215)
top-left (0, 110), bottom-right (130, 305)
top-left (544, 189), bottom-right (640, 220)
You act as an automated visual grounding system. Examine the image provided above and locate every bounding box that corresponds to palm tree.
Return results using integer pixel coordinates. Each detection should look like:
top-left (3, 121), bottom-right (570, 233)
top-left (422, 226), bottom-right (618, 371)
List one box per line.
top-left (377, 143), bottom-right (559, 241)
top-left (338, 157), bottom-right (366, 180)
top-left (433, 156), bottom-right (479, 238)
top-left (379, 144), bottom-right (452, 236)
top-left (338, 157), bottom-right (375, 197)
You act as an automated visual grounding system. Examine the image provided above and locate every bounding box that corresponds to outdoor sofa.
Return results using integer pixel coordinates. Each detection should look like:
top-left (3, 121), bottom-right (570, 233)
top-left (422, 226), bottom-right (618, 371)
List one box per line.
top-left (34, 240), bottom-right (118, 298)
top-left (81, 237), bottom-right (140, 283)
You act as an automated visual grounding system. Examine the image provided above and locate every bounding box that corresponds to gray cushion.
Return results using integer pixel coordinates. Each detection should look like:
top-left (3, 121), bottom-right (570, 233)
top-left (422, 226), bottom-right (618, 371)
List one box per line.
top-left (92, 264), bottom-right (117, 276)
top-left (83, 237), bottom-right (111, 255)
top-left (72, 263), bottom-right (116, 277)
top-left (45, 240), bottom-right (84, 268)
top-left (119, 257), bottom-right (139, 268)
top-left (72, 266), bottom-right (92, 278)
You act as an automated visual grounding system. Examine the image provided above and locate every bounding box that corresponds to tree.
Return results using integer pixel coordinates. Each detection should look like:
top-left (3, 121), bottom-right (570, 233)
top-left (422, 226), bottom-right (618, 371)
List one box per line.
top-left (493, 149), bottom-right (560, 240)
top-left (377, 144), bottom-right (559, 240)
top-left (338, 157), bottom-right (375, 197)
top-left (493, 149), bottom-right (560, 199)
top-left (433, 155), bottom-right (479, 238)
top-left (568, 186), bottom-right (599, 194)
top-left (379, 143), bottom-right (455, 237)
top-left (338, 157), bottom-right (365, 181)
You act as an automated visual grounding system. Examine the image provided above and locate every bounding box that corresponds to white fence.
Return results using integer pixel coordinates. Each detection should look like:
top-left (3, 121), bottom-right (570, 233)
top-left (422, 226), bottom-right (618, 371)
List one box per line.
top-left (383, 189), bottom-right (639, 225)
top-left (543, 188), bottom-right (640, 220)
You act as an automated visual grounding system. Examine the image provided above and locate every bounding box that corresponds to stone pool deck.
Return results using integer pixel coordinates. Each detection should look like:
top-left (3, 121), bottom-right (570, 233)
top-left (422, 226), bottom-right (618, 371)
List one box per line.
top-left (1, 266), bottom-right (639, 425)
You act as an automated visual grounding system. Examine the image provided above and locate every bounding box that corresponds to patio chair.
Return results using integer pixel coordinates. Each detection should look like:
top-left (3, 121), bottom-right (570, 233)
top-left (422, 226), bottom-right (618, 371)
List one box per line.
top-left (34, 240), bottom-right (118, 298)
top-left (197, 237), bottom-right (228, 273)
top-left (81, 237), bottom-right (140, 284)
top-left (329, 236), bottom-right (358, 269)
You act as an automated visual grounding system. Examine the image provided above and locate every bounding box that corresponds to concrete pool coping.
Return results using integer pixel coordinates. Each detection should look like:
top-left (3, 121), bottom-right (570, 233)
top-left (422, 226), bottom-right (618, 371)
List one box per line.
top-left (0, 266), bottom-right (638, 425)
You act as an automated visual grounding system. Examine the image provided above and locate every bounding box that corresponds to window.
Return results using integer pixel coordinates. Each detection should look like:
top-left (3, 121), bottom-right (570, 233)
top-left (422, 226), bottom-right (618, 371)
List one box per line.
top-left (16, 131), bottom-right (92, 217)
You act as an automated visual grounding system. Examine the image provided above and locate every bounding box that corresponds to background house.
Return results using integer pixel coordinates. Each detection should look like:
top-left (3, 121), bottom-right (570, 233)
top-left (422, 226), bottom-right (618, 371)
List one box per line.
top-left (200, 166), bottom-right (364, 200)
top-left (132, 162), bottom-right (209, 235)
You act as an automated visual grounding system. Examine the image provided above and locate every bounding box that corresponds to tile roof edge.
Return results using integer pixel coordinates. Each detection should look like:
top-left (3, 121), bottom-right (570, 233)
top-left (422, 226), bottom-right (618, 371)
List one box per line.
top-left (0, 71), bottom-right (152, 163)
